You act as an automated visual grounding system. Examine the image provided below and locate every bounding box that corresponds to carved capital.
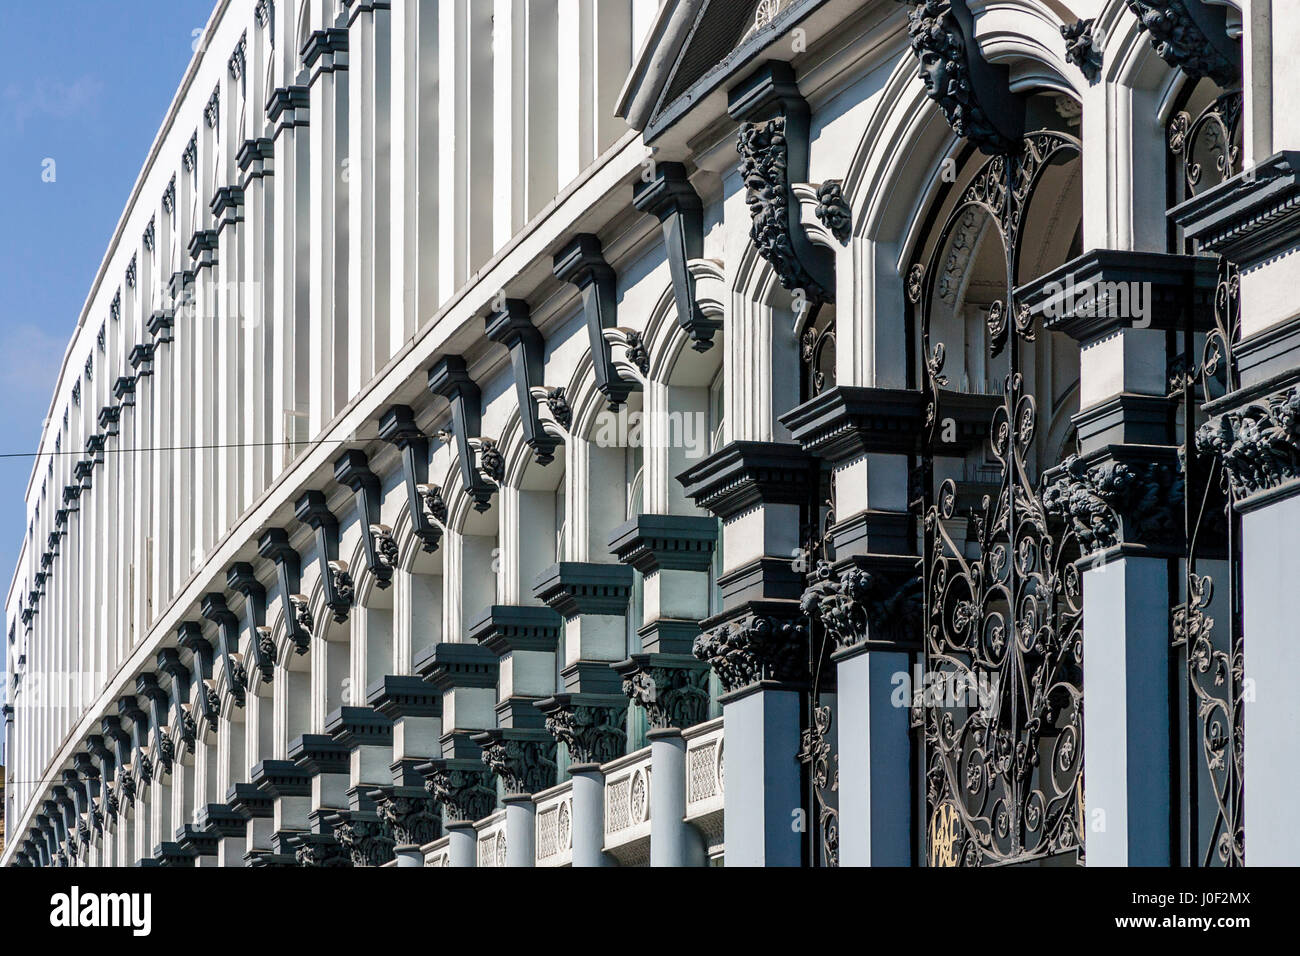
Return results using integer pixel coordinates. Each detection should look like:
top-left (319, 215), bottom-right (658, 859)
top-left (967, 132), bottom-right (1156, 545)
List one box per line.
top-left (473, 730), bottom-right (557, 796)
top-left (800, 557), bottom-right (922, 654)
top-left (1040, 448), bottom-right (1186, 556)
top-left (372, 789), bottom-right (441, 846)
top-left (421, 759), bottom-right (497, 823)
top-left (1198, 383), bottom-right (1300, 506)
top-left (330, 813), bottom-right (396, 868)
top-left (536, 694), bottom-right (628, 766)
top-left (615, 655), bottom-right (711, 730)
top-left (694, 608), bottom-right (808, 693)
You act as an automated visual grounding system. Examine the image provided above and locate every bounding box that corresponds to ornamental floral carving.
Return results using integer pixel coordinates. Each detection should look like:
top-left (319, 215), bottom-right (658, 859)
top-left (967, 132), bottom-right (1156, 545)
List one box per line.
top-left (620, 664), bottom-right (710, 730)
top-left (372, 524), bottom-right (399, 572)
top-left (693, 613), bottom-right (807, 693)
top-left (814, 180), bottom-right (852, 243)
top-left (295, 839), bottom-right (351, 867)
top-left (1061, 19), bottom-right (1101, 82)
top-left (479, 737), bottom-right (557, 796)
top-left (289, 594), bottom-right (315, 644)
top-left (546, 387), bottom-right (574, 431)
top-left (374, 793), bottom-right (441, 846)
top-left (1040, 453), bottom-right (1185, 555)
top-left (800, 561), bottom-right (922, 651)
top-left (328, 562), bottom-right (354, 621)
top-left (1196, 384), bottom-right (1300, 503)
top-left (478, 439), bottom-right (506, 484)
top-left (417, 484), bottom-right (448, 526)
top-left (542, 702), bottom-right (629, 766)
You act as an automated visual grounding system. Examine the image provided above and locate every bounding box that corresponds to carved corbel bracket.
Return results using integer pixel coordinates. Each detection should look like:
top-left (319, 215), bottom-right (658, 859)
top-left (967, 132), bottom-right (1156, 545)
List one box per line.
top-left (728, 61), bottom-right (836, 304)
top-left (378, 405), bottom-right (444, 553)
top-left (72, 753), bottom-right (100, 835)
top-left (1124, 0), bottom-right (1241, 87)
top-left (333, 449), bottom-right (397, 589)
top-left (633, 161), bottom-right (721, 352)
top-left (117, 695), bottom-right (152, 789)
top-left (157, 647), bottom-right (195, 755)
top-left (85, 735), bottom-right (114, 826)
top-left (228, 563), bottom-right (274, 682)
top-left (553, 234), bottom-right (637, 410)
top-left (485, 300), bottom-right (563, 466)
top-left (294, 490), bottom-right (354, 622)
top-left (200, 593), bottom-right (248, 708)
top-left (898, 0), bottom-right (1026, 155)
top-left (135, 673), bottom-right (174, 776)
top-left (257, 528), bottom-right (313, 654)
top-left (428, 355), bottom-right (499, 513)
top-left (176, 621), bottom-right (219, 728)
top-left (100, 716), bottom-right (133, 809)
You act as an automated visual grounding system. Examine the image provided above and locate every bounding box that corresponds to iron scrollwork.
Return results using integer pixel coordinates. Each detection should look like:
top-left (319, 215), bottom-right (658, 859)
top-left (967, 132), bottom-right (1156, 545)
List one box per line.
top-left (912, 130), bottom-right (1086, 866)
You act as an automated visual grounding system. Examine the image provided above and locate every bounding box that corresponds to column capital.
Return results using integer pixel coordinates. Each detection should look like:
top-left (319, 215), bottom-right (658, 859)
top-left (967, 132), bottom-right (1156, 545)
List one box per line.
top-left (471, 729), bottom-right (558, 797)
top-left (694, 602), bottom-right (808, 696)
top-left (800, 555), bottom-right (921, 661)
top-left (614, 654), bottom-right (711, 731)
top-left (535, 693), bottom-right (628, 767)
top-left (417, 758), bottom-right (496, 824)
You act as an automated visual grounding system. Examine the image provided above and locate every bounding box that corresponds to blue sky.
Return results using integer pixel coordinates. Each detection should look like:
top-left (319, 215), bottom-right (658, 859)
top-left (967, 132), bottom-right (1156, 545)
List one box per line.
top-left (0, 3), bottom-right (217, 605)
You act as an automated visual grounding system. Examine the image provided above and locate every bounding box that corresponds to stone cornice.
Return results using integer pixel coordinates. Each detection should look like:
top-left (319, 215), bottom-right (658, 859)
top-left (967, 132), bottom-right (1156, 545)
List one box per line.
top-left (1170, 152), bottom-right (1300, 265)
top-left (607, 513), bottom-right (717, 574)
top-left (288, 733), bottom-right (350, 777)
top-left (365, 674), bottom-right (443, 720)
top-left (325, 705), bottom-right (393, 751)
top-left (1017, 249), bottom-right (1219, 343)
top-left (531, 561), bottom-right (635, 619)
top-left (677, 440), bottom-right (816, 520)
top-left (413, 642), bottom-right (499, 693)
top-left (468, 604), bottom-right (562, 656)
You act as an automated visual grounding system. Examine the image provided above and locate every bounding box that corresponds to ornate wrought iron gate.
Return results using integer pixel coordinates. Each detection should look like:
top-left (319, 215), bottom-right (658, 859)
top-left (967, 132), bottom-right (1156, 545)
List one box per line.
top-left (910, 131), bottom-right (1086, 866)
top-left (1170, 86), bottom-right (1246, 867)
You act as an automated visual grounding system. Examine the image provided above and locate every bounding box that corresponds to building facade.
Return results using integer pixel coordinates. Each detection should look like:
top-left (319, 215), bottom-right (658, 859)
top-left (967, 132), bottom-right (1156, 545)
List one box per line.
top-left (4, 0), bottom-right (1298, 868)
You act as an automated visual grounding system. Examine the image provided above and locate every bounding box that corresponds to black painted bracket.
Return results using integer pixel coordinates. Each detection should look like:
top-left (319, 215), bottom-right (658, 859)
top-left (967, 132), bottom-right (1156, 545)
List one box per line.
top-left (428, 355), bottom-right (499, 513)
top-left (158, 646), bottom-right (196, 753)
top-left (228, 563), bottom-right (274, 683)
top-left (485, 300), bottom-right (563, 466)
top-left (118, 696), bottom-right (150, 789)
top-left (294, 490), bottom-right (354, 623)
top-left (554, 235), bottom-right (637, 410)
top-left (333, 449), bottom-right (397, 590)
top-left (728, 61), bottom-right (836, 305)
top-left (200, 593), bottom-right (248, 708)
top-left (634, 161), bottom-right (720, 352)
top-left (176, 621), bottom-right (219, 727)
top-left (377, 405), bottom-right (444, 554)
top-left (136, 673), bottom-right (172, 776)
top-left (257, 528), bottom-right (313, 653)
